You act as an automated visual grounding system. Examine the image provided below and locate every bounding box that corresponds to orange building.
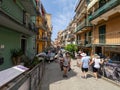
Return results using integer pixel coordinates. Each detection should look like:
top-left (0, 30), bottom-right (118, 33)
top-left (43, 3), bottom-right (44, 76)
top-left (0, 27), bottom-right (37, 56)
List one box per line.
top-left (36, 2), bottom-right (52, 53)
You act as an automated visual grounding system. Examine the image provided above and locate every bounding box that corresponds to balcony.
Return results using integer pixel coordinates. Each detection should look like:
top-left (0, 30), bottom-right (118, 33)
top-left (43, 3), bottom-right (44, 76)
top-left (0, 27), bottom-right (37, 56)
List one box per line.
top-left (76, 40), bottom-right (84, 46)
top-left (1, 0), bottom-right (23, 24)
top-left (37, 36), bottom-right (50, 41)
top-left (90, 0), bottom-right (120, 24)
top-left (76, 16), bottom-right (92, 33)
top-left (20, 0), bottom-right (37, 16)
top-left (94, 31), bottom-right (120, 45)
top-left (36, 22), bottom-right (47, 31)
top-left (84, 38), bottom-right (92, 47)
top-left (28, 22), bottom-right (37, 32)
top-left (0, 61), bottom-right (45, 90)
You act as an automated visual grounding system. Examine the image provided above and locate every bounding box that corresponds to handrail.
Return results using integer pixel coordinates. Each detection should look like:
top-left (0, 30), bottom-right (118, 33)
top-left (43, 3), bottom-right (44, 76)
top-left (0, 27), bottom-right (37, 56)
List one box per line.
top-left (0, 60), bottom-right (45, 90)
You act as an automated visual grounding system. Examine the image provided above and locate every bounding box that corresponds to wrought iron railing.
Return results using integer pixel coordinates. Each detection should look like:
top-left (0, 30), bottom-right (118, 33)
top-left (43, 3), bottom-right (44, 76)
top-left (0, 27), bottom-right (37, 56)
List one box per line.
top-left (76, 16), bottom-right (92, 32)
top-left (0, 60), bottom-right (45, 90)
top-left (90, 0), bottom-right (120, 20)
top-left (94, 31), bottom-right (120, 45)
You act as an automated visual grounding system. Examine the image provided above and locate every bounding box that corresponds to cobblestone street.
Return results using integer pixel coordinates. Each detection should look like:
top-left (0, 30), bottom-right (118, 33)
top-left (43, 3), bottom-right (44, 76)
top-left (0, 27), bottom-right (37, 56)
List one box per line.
top-left (41, 60), bottom-right (120, 90)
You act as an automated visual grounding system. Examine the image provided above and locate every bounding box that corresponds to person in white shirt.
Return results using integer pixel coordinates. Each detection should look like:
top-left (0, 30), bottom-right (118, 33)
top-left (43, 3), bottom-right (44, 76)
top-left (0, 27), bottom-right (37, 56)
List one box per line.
top-left (90, 54), bottom-right (104, 79)
top-left (80, 53), bottom-right (91, 79)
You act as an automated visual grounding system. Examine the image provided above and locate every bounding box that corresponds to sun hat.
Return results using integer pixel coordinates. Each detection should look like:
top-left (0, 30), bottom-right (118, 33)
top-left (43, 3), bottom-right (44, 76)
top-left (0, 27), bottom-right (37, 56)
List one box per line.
top-left (94, 54), bottom-right (98, 57)
top-left (80, 53), bottom-right (86, 57)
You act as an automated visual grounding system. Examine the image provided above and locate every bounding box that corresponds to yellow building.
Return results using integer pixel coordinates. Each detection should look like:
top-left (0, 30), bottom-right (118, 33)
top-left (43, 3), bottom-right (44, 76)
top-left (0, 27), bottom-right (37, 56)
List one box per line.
top-left (36, 3), bottom-right (51, 53)
top-left (45, 14), bottom-right (52, 47)
top-left (89, 0), bottom-right (120, 57)
top-left (74, 0), bottom-right (120, 58)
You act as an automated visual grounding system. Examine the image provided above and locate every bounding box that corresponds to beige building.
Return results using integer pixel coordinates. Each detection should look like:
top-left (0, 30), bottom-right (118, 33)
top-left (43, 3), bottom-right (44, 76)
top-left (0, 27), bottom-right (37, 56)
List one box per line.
top-left (56, 20), bottom-right (76, 48)
top-left (89, 0), bottom-right (120, 58)
top-left (74, 0), bottom-right (120, 58)
top-left (36, 2), bottom-right (52, 53)
top-left (45, 14), bottom-right (52, 47)
top-left (74, 0), bottom-right (92, 55)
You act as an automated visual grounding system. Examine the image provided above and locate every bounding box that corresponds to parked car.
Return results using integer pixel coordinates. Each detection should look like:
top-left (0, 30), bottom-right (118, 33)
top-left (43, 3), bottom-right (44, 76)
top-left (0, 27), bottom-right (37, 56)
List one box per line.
top-left (36, 52), bottom-right (47, 61)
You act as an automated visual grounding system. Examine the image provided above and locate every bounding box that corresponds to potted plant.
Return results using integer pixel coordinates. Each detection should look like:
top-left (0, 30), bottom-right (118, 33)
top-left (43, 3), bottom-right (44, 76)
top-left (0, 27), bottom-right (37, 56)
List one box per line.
top-left (11, 49), bottom-right (18, 65)
top-left (11, 49), bottom-right (23, 65)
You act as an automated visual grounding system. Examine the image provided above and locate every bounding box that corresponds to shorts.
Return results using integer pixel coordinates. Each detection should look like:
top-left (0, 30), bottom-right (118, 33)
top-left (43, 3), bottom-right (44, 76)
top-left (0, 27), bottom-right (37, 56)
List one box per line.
top-left (63, 66), bottom-right (68, 68)
top-left (93, 67), bottom-right (99, 72)
top-left (81, 68), bottom-right (88, 72)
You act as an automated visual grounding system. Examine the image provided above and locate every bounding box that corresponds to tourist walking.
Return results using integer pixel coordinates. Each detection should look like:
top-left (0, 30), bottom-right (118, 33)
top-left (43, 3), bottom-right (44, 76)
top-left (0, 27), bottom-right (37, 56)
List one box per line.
top-left (80, 53), bottom-right (91, 79)
top-left (62, 52), bottom-right (71, 78)
top-left (90, 54), bottom-right (104, 79)
top-left (47, 50), bottom-right (51, 63)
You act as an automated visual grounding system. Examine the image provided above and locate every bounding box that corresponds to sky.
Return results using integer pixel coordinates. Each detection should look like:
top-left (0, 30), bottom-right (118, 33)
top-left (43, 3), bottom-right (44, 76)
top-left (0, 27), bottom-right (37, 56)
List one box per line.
top-left (41, 0), bottom-right (78, 41)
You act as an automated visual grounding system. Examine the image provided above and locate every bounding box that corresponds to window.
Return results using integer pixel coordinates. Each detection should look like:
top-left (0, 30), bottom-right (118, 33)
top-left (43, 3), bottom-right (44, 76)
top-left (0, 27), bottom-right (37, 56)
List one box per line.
top-left (88, 31), bottom-right (92, 44)
top-left (99, 25), bottom-right (106, 43)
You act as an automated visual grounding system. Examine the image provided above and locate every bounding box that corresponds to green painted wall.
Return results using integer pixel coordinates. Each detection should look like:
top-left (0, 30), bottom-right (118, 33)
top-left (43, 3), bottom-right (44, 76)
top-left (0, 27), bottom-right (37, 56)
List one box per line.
top-left (0, 26), bottom-right (21, 70)
top-left (0, 0), bottom-right (37, 71)
top-left (1, 0), bottom-right (23, 24)
top-left (27, 35), bottom-right (36, 59)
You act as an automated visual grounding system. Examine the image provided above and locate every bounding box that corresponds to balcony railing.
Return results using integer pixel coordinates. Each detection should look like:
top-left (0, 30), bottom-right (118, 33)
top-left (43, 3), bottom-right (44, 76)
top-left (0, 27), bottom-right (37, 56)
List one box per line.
top-left (76, 38), bottom-right (92, 46)
top-left (28, 22), bottom-right (37, 32)
top-left (94, 31), bottom-right (120, 45)
top-left (20, 0), bottom-right (37, 16)
top-left (37, 36), bottom-right (50, 41)
top-left (76, 40), bottom-right (84, 45)
top-left (36, 22), bottom-right (47, 30)
top-left (76, 16), bottom-right (92, 32)
top-left (0, 61), bottom-right (45, 90)
top-left (90, 0), bottom-right (120, 20)
top-left (76, 20), bottom-right (85, 32)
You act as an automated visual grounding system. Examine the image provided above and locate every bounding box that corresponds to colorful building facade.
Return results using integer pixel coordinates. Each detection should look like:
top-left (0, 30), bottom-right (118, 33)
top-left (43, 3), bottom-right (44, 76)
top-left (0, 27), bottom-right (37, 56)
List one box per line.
top-left (36, 3), bottom-right (52, 53)
top-left (0, 0), bottom-right (37, 70)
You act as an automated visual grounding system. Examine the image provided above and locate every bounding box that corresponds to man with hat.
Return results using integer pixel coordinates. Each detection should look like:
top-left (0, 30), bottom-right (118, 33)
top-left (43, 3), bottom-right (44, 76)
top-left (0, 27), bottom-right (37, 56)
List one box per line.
top-left (80, 53), bottom-right (91, 79)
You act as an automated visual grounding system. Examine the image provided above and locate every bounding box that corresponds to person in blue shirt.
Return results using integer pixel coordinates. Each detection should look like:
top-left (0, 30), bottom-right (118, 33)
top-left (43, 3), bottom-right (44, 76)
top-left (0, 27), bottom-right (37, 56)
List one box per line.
top-left (80, 53), bottom-right (91, 79)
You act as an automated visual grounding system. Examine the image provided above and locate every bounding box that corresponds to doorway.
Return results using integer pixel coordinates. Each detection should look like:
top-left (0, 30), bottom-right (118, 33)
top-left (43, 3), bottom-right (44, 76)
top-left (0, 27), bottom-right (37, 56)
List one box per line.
top-left (21, 36), bottom-right (27, 54)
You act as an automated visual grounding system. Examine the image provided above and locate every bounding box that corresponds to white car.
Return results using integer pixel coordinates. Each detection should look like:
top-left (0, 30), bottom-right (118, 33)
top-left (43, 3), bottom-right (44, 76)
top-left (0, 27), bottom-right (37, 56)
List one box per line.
top-left (36, 52), bottom-right (47, 61)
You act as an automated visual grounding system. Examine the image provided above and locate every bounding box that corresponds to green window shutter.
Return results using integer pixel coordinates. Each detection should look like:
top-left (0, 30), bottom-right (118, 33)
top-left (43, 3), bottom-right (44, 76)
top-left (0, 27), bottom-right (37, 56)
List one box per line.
top-left (99, 25), bottom-right (106, 43)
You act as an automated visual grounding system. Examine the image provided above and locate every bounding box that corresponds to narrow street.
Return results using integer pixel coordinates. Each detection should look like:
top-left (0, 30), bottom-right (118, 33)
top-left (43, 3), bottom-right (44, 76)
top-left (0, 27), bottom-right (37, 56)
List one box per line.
top-left (41, 60), bottom-right (120, 90)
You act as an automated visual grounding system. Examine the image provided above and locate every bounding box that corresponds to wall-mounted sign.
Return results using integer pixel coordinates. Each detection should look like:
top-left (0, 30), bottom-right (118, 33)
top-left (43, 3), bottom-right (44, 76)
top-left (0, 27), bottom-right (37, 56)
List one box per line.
top-left (0, 45), bottom-right (4, 50)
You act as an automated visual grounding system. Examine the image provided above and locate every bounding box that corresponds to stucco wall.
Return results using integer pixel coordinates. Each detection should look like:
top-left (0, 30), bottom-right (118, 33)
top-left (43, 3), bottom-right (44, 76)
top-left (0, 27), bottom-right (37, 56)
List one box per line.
top-left (0, 26), bottom-right (21, 70)
top-left (94, 14), bottom-right (120, 44)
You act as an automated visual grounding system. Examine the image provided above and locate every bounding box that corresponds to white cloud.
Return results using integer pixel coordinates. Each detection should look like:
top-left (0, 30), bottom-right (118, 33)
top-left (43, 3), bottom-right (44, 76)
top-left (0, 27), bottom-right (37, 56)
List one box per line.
top-left (41, 0), bottom-right (79, 41)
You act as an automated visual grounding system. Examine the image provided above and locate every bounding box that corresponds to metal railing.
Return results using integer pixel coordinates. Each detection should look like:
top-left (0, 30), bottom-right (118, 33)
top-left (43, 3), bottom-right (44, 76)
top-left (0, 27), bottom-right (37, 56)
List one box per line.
top-left (94, 31), bottom-right (120, 45)
top-left (90, 0), bottom-right (120, 20)
top-left (76, 16), bottom-right (92, 32)
top-left (0, 60), bottom-right (45, 90)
